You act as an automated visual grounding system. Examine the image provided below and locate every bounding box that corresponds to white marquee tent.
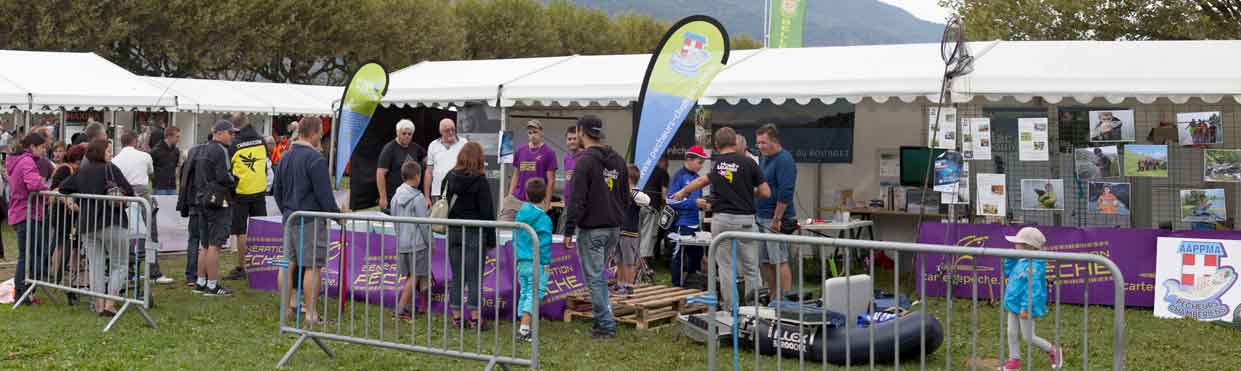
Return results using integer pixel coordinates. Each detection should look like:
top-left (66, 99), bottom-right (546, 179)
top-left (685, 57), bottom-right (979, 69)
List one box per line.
top-left (381, 56), bottom-right (572, 108)
top-left (953, 40), bottom-right (1241, 104)
top-left (0, 50), bottom-right (176, 111)
top-left (382, 40), bottom-right (1241, 109)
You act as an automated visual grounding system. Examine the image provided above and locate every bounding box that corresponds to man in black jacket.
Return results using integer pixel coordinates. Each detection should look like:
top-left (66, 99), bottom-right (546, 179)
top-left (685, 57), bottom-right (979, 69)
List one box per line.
top-left (563, 115), bottom-right (648, 339)
top-left (180, 120), bottom-right (237, 297)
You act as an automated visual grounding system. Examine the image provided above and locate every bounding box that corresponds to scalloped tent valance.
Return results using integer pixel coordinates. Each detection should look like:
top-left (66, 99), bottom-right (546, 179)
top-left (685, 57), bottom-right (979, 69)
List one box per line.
top-left (378, 40), bottom-right (1241, 110)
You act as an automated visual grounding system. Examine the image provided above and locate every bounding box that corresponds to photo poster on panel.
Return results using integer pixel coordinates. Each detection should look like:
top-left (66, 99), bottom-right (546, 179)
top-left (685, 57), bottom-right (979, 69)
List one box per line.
top-left (1018, 117), bottom-right (1049, 161)
top-left (975, 173), bottom-right (1006, 217)
top-left (1154, 237), bottom-right (1241, 322)
top-left (878, 148), bottom-right (900, 183)
top-left (927, 107), bottom-right (957, 150)
top-left (967, 117), bottom-right (992, 160)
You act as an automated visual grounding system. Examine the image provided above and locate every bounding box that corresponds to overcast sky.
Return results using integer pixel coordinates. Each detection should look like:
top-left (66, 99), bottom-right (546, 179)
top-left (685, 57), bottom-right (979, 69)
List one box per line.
top-left (876, 0), bottom-right (953, 23)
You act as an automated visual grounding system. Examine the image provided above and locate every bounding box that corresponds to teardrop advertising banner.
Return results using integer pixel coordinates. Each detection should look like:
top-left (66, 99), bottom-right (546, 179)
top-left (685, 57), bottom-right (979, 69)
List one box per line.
top-left (335, 62), bottom-right (389, 187)
top-left (633, 15), bottom-right (730, 189)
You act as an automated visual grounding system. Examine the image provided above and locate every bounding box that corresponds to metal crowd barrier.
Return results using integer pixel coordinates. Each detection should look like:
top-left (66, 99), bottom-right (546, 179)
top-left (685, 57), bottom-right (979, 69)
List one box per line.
top-left (700, 231), bottom-right (1126, 370)
top-left (277, 211), bottom-right (542, 370)
top-left (12, 191), bottom-right (157, 332)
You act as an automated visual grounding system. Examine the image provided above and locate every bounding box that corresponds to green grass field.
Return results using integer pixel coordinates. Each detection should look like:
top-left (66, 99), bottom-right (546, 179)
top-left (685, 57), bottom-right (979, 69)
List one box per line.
top-left (1123, 154), bottom-right (1168, 177)
top-left (3, 231), bottom-right (1241, 370)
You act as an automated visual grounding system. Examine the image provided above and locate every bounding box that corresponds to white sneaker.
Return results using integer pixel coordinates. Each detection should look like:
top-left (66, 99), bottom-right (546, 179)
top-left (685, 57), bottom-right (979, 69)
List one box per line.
top-left (154, 276), bottom-right (175, 284)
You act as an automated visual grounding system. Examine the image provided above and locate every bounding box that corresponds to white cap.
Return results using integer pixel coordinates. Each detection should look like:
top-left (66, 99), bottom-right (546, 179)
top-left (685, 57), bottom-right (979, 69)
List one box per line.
top-left (1004, 227), bottom-right (1046, 248)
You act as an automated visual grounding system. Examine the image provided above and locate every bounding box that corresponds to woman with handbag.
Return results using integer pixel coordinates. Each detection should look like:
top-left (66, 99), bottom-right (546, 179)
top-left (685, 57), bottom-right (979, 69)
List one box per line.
top-left (440, 142), bottom-right (496, 330)
top-left (58, 139), bottom-right (135, 316)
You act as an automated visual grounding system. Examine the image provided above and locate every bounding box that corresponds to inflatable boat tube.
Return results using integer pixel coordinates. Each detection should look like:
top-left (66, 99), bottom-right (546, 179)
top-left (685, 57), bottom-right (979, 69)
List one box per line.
top-left (738, 311), bottom-right (944, 365)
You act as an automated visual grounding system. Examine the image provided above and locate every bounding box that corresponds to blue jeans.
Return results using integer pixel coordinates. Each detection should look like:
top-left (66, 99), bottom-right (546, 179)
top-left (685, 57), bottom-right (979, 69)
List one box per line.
top-left (13, 220), bottom-right (49, 297)
top-left (153, 188), bottom-right (177, 196)
top-left (577, 227), bottom-right (618, 333)
top-left (669, 225), bottom-right (703, 287)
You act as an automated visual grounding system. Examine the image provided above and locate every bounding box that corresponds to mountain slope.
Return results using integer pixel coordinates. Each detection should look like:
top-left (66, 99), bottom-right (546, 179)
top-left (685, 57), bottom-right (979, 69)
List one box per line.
top-left (566, 0), bottom-right (944, 46)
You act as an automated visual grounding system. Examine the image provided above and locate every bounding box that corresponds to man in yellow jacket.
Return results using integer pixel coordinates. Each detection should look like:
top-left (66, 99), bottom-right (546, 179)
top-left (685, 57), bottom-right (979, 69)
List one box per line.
top-left (226, 113), bottom-right (271, 281)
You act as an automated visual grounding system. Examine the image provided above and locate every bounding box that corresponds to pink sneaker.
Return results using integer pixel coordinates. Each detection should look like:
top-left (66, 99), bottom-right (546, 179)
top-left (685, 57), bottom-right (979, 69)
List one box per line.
top-left (1001, 358), bottom-right (1021, 371)
top-left (1049, 346), bottom-right (1064, 369)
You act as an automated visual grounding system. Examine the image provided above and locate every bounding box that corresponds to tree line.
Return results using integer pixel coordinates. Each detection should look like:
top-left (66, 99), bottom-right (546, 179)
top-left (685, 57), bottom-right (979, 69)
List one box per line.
top-left (0, 0), bottom-right (761, 86)
top-left (941, 0), bottom-right (1241, 41)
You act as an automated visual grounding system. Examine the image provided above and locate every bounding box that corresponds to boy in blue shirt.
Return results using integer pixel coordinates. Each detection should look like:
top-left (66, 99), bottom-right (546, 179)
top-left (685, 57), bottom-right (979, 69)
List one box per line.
top-left (667, 145), bottom-right (708, 287)
top-left (392, 162), bottom-right (431, 321)
top-left (515, 178), bottom-right (553, 342)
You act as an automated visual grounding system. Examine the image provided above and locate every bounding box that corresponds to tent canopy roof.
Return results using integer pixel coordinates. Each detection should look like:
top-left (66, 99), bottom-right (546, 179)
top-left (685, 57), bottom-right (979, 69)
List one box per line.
top-left (381, 56), bottom-right (572, 108)
top-left (0, 50), bottom-right (176, 110)
top-left (383, 40), bottom-right (1241, 108)
top-left (956, 40), bottom-right (1241, 104)
top-left (145, 77), bottom-right (272, 114)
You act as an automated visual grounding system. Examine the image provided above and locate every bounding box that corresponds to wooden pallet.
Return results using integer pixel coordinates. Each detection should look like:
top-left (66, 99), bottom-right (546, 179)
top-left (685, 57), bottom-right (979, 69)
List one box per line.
top-left (563, 284), bottom-right (708, 329)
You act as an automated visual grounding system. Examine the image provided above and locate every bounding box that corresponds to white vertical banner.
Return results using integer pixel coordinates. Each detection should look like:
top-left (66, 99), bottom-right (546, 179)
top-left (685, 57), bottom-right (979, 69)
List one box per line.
top-left (1154, 237), bottom-right (1241, 322)
top-left (969, 117), bottom-right (992, 160)
top-left (1019, 117), bottom-right (1049, 161)
top-left (927, 107), bottom-right (957, 150)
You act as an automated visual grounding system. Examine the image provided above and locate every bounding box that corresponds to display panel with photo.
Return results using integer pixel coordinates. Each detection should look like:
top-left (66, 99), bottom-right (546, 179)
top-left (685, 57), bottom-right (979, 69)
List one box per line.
top-left (1204, 149), bottom-right (1241, 183)
top-left (1089, 109), bottom-right (1136, 142)
top-left (1124, 145), bottom-right (1168, 177)
top-left (1020, 179), bottom-right (1064, 210)
top-left (1087, 182), bottom-right (1131, 215)
top-left (1177, 111), bottom-right (1223, 146)
top-left (1074, 146), bottom-right (1120, 179)
top-left (1180, 189), bottom-right (1226, 222)
top-left (975, 173), bottom-right (1006, 217)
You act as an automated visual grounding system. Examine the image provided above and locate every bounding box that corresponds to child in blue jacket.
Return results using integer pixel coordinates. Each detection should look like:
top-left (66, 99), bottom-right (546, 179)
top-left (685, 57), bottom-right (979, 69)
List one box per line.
top-left (1001, 227), bottom-right (1063, 370)
top-left (515, 178), bottom-right (553, 343)
top-left (667, 145), bottom-right (709, 287)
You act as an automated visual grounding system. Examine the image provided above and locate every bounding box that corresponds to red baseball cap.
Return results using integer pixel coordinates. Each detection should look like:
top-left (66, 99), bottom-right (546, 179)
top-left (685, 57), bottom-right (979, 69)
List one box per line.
top-left (686, 145), bottom-right (708, 159)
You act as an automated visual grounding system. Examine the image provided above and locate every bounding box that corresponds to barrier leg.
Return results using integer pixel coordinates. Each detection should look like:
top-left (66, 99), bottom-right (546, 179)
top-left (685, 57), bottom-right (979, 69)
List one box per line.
top-left (11, 284), bottom-right (35, 309)
top-left (484, 358), bottom-right (512, 371)
top-left (104, 301), bottom-right (132, 333)
top-left (277, 333), bottom-right (309, 368)
top-left (277, 333), bottom-right (334, 368)
top-left (136, 305), bottom-right (158, 328)
top-left (311, 335), bottom-right (336, 358)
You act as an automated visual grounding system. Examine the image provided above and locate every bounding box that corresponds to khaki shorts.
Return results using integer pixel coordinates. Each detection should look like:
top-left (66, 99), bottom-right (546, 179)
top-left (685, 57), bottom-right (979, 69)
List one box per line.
top-left (619, 234), bottom-right (640, 265)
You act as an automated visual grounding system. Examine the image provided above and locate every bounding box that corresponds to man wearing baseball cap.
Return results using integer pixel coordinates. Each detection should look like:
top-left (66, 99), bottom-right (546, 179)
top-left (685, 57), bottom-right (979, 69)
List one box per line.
top-left (507, 119), bottom-right (557, 210)
top-left (182, 120), bottom-right (238, 296)
top-left (667, 145), bottom-right (709, 287)
top-left (563, 115), bottom-right (633, 339)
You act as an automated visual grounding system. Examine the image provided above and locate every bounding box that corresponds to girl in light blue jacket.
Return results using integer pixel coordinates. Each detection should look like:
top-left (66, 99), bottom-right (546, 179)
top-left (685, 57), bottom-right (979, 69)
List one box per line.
top-left (1001, 227), bottom-right (1063, 370)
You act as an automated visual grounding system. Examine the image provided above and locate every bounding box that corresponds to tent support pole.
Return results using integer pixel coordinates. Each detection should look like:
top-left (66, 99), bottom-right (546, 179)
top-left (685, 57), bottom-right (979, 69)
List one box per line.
top-left (59, 109), bottom-right (65, 142)
top-left (24, 94), bottom-right (32, 133)
top-left (192, 109), bottom-right (199, 145)
top-left (498, 105), bottom-right (507, 212)
top-left (329, 110), bottom-right (339, 191)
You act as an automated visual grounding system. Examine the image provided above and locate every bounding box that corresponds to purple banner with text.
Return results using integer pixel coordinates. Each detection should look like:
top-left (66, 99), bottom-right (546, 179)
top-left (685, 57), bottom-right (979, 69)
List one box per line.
top-left (918, 223), bottom-right (1241, 308)
top-left (244, 216), bottom-right (612, 320)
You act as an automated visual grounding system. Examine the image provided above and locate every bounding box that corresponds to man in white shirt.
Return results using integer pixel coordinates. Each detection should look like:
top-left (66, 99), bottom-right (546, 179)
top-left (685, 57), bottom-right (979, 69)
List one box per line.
top-left (111, 130), bottom-right (173, 284)
top-left (423, 118), bottom-right (468, 204)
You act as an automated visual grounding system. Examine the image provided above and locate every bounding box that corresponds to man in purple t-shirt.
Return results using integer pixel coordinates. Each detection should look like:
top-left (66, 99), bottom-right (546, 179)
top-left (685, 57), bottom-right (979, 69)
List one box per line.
top-left (562, 126), bottom-right (582, 203)
top-left (508, 120), bottom-right (558, 208)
